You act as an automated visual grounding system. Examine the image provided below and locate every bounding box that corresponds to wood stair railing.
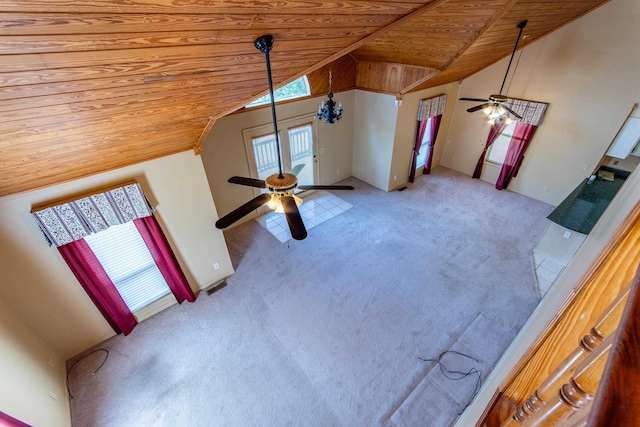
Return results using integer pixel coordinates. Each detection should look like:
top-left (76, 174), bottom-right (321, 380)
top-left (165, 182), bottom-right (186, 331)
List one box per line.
top-left (480, 200), bottom-right (640, 427)
top-left (495, 270), bottom-right (639, 426)
top-left (500, 288), bottom-right (630, 426)
top-left (587, 266), bottom-right (640, 426)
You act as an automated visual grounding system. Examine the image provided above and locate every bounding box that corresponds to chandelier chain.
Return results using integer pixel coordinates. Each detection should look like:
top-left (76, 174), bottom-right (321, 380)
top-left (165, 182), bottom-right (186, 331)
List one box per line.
top-left (329, 66), bottom-right (333, 90)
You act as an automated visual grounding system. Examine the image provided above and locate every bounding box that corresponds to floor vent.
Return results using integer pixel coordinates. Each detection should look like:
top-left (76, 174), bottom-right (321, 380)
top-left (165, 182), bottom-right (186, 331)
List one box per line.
top-left (205, 280), bottom-right (227, 296)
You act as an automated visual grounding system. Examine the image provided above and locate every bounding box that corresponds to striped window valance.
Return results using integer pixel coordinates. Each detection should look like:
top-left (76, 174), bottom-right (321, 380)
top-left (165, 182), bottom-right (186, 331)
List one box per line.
top-left (504, 98), bottom-right (548, 126)
top-left (32, 181), bottom-right (152, 247)
top-left (416, 94), bottom-right (447, 121)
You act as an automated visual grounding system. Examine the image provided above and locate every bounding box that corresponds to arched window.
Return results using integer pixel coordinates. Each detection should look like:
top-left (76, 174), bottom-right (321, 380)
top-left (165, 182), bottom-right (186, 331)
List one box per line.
top-left (245, 76), bottom-right (310, 108)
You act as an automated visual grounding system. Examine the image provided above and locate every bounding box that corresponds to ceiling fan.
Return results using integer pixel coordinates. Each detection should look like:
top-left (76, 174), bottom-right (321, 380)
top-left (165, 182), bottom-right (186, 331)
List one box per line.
top-left (215, 35), bottom-right (354, 241)
top-left (459, 20), bottom-right (528, 120)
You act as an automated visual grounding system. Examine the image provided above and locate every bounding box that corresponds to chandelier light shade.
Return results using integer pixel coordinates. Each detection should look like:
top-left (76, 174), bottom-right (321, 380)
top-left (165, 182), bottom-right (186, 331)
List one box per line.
top-left (317, 67), bottom-right (343, 124)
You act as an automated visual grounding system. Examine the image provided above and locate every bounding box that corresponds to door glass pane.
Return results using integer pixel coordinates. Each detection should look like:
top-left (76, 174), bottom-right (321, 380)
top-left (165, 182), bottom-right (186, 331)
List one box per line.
top-left (251, 133), bottom-right (280, 184)
top-left (287, 124), bottom-right (314, 186)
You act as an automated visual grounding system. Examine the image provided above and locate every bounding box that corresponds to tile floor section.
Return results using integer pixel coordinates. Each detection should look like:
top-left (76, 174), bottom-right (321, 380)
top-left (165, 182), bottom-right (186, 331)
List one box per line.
top-left (256, 191), bottom-right (353, 243)
top-left (533, 252), bottom-right (566, 298)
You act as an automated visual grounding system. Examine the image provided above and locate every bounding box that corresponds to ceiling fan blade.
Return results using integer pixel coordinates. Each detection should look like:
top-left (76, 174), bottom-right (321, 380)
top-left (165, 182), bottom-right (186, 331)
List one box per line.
top-left (502, 104), bottom-right (523, 119)
top-left (280, 195), bottom-right (307, 240)
top-left (215, 193), bottom-right (272, 229)
top-left (467, 103), bottom-right (490, 113)
top-left (297, 185), bottom-right (355, 191)
top-left (459, 97), bottom-right (489, 102)
top-left (289, 164), bottom-right (305, 176)
top-left (228, 176), bottom-right (266, 188)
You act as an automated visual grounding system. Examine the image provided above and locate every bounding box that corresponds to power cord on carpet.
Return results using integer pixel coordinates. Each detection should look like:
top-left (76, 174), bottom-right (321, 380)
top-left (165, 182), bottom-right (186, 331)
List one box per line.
top-left (419, 350), bottom-right (483, 415)
top-left (66, 348), bottom-right (109, 399)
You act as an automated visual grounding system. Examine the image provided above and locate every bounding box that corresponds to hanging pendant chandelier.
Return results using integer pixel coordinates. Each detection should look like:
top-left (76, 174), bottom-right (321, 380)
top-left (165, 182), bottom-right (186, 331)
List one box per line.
top-left (317, 67), bottom-right (343, 124)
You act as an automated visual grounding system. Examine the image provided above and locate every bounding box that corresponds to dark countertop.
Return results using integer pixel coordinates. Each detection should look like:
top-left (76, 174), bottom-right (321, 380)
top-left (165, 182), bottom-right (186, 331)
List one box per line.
top-left (547, 167), bottom-right (628, 235)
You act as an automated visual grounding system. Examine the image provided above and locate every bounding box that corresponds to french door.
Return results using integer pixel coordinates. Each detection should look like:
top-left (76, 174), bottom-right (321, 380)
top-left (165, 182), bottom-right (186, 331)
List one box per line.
top-left (243, 115), bottom-right (318, 192)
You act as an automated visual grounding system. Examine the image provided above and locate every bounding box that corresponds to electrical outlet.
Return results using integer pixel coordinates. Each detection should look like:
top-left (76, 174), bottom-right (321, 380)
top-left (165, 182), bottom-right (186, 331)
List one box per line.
top-left (213, 262), bottom-right (220, 270)
top-left (393, 175), bottom-right (397, 181)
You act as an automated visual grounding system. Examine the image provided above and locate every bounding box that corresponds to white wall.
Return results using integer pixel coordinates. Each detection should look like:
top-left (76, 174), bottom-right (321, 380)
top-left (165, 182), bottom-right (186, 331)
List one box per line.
top-left (0, 151), bottom-right (232, 359)
top-left (352, 90), bottom-right (398, 191)
top-left (441, 0), bottom-right (640, 206)
top-left (201, 92), bottom-right (354, 220)
top-left (0, 300), bottom-right (69, 427)
top-left (455, 0), bottom-right (640, 423)
top-left (388, 82), bottom-right (461, 190)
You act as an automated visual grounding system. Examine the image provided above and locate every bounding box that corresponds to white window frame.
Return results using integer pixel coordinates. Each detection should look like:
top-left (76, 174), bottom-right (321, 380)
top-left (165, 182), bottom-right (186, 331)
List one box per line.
top-left (245, 76), bottom-right (311, 108)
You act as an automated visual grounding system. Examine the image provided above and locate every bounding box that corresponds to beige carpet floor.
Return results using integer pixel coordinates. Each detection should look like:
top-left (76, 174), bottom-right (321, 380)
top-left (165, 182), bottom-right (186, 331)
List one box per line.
top-left (68, 167), bottom-right (553, 427)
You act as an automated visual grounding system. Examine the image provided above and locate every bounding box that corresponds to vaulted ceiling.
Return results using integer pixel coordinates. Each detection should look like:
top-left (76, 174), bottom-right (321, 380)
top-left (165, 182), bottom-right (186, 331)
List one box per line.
top-left (1, 0), bottom-right (608, 197)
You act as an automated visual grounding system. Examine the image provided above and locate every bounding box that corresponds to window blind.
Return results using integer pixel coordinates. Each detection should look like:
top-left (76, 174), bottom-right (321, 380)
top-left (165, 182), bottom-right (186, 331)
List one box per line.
top-left (85, 221), bottom-right (170, 312)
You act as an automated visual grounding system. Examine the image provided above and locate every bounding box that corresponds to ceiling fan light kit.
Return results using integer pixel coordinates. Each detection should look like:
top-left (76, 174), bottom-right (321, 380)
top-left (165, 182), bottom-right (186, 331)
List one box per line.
top-left (214, 35), bottom-right (354, 241)
top-left (459, 20), bottom-right (528, 123)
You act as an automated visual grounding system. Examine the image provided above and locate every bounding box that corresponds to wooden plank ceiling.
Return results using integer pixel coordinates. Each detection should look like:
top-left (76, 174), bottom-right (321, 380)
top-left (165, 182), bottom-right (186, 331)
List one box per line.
top-left (0, 0), bottom-right (608, 197)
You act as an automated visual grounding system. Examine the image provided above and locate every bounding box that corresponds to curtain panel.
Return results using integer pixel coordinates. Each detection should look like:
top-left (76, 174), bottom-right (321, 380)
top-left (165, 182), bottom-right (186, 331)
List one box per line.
top-left (134, 216), bottom-right (196, 304)
top-left (424, 115), bottom-right (443, 175)
top-left (496, 122), bottom-right (539, 190)
top-left (416, 94), bottom-right (447, 121)
top-left (31, 181), bottom-right (152, 247)
top-left (473, 118), bottom-right (508, 179)
top-left (0, 411), bottom-right (32, 427)
top-left (409, 94), bottom-right (447, 182)
top-left (409, 119), bottom-right (428, 183)
top-left (58, 239), bottom-right (138, 335)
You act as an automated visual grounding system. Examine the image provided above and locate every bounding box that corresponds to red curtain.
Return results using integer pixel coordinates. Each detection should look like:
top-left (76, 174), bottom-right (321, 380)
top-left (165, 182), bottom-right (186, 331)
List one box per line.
top-left (58, 239), bottom-right (137, 335)
top-left (134, 216), bottom-right (196, 303)
top-left (408, 119), bottom-right (428, 183)
top-left (0, 411), bottom-right (32, 427)
top-left (496, 122), bottom-right (538, 190)
top-left (472, 118), bottom-right (508, 179)
top-left (423, 114), bottom-right (442, 175)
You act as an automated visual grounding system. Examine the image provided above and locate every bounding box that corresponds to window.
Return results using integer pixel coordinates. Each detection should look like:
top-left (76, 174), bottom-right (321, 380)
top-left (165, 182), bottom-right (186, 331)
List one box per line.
top-left (245, 76), bottom-right (311, 108)
top-left (85, 221), bottom-right (171, 313)
top-left (416, 119), bottom-right (433, 168)
top-left (487, 121), bottom-right (517, 165)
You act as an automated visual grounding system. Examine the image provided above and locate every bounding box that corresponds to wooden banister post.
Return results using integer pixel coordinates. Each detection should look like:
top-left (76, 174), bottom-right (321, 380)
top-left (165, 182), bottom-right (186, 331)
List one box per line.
top-left (586, 267), bottom-right (640, 426)
top-left (501, 288), bottom-right (629, 426)
top-left (520, 333), bottom-right (614, 427)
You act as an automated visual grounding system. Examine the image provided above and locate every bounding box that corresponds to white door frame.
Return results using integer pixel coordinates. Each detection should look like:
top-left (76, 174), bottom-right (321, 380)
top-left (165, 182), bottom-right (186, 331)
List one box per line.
top-left (242, 113), bottom-right (319, 193)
